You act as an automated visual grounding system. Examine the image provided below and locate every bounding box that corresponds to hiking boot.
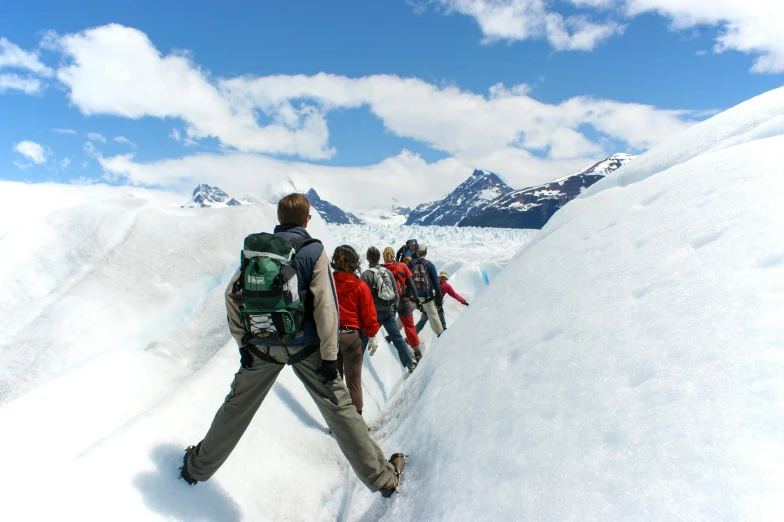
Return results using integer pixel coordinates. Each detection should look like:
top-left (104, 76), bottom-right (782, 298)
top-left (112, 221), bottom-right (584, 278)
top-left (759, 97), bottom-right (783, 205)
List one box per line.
top-left (379, 453), bottom-right (407, 498)
top-left (179, 445), bottom-right (198, 485)
top-left (413, 348), bottom-right (422, 362)
top-left (407, 362), bottom-right (417, 373)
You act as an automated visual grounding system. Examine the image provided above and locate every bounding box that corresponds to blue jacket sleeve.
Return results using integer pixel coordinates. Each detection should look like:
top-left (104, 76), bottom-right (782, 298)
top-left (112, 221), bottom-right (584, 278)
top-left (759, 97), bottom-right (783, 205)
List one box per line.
top-left (427, 261), bottom-right (442, 302)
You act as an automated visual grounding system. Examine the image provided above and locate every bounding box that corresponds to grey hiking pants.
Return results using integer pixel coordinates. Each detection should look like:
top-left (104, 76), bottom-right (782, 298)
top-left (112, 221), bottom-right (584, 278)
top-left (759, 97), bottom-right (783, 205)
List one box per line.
top-left (185, 344), bottom-right (396, 492)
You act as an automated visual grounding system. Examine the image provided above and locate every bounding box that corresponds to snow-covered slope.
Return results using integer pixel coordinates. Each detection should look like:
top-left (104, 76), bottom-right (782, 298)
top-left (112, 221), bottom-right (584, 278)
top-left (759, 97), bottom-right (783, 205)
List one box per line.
top-left (182, 184), bottom-right (241, 208)
top-left (338, 88), bottom-right (784, 520)
top-left (460, 153), bottom-right (634, 229)
top-left (306, 188), bottom-right (364, 225)
top-left (405, 169), bottom-right (513, 226)
top-left (0, 191), bottom-right (511, 521)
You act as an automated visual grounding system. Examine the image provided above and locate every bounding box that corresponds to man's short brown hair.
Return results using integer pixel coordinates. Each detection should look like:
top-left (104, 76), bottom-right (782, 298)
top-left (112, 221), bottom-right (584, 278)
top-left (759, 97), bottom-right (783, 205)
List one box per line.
top-left (277, 193), bottom-right (311, 225)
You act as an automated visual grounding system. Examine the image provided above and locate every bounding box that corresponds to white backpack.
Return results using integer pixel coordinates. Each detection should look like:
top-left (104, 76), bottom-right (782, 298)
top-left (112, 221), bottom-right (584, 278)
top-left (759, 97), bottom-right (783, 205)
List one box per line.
top-left (369, 267), bottom-right (398, 304)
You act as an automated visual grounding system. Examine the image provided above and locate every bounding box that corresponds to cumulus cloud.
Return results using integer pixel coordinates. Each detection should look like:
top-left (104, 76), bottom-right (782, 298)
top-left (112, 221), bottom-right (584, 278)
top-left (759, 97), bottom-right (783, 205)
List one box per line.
top-left (86, 132), bottom-right (106, 143)
top-left (0, 37), bottom-right (53, 94)
top-left (425, 0), bottom-right (784, 73)
top-left (53, 24), bottom-right (334, 159)
top-left (623, 0), bottom-right (784, 73)
top-left (0, 73), bottom-right (42, 94)
top-left (51, 24), bottom-right (697, 166)
top-left (0, 37), bottom-right (53, 76)
top-left (13, 140), bottom-right (47, 164)
top-left (430, 0), bottom-right (624, 50)
top-left (97, 146), bottom-right (595, 210)
top-left (220, 73), bottom-right (695, 158)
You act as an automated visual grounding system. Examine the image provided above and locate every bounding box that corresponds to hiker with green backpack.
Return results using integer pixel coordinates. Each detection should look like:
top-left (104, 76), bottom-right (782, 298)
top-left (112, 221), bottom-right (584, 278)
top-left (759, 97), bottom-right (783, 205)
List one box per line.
top-left (180, 193), bottom-right (406, 498)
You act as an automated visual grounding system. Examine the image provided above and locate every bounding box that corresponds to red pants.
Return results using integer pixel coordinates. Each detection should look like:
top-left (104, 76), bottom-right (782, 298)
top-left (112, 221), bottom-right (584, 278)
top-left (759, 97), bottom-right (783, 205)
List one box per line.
top-left (397, 301), bottom-right (420, 348)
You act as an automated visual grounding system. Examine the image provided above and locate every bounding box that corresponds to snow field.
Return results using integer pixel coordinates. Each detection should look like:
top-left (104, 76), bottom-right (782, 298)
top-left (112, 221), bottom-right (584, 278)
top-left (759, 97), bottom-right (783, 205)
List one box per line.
top-left (0, 194), bottom-right (491, 520)
top-left (340, 92), bottom-right (784, 520)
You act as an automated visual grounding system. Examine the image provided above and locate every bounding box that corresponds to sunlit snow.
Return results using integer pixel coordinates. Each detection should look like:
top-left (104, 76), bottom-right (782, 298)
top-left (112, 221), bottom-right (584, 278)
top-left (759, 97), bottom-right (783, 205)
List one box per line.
top-left (0, 87), bottom-right (783, 521)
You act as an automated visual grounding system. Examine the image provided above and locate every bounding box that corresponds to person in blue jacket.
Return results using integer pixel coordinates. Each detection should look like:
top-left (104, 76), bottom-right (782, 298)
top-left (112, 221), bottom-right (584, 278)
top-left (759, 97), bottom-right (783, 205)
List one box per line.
top-left (407, 244), bottom-right (444, 337)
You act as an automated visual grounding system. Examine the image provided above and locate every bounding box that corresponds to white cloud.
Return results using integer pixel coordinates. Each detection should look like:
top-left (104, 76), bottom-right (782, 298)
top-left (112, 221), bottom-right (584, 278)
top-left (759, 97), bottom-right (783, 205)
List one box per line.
top-left (54, 24), bottom-right (333, 159)
top-left (0, 37), bottom-right (53, 77)
top-left (83, 141), bottom-right (100, 159)
top-left (13, 140), bottom-right (47, 164)
top-left (50, 25), bottom-right (696, 167)
top-left (113, 136), bottom-right (136, 148)
top-left (0, 73), bottom-right (42, 94)
top-left (427, 0), bottom-right (784, 73)
top-left (61, 158), bottom-right (71, 170)
top-left (169, 128), bottom-right (181, 142)
top-left (86, 132), bottom-right (106, 143)
top-left (623, 0), bottom-right (784, 73)
top-left (433, 0), bottom-right (624, 50)
top-left (97, 147), bottom-right (596, 210)
top-left (220, 73), bottom-right (695, 158)
top-left (52, 128), bottom-right (78, 135)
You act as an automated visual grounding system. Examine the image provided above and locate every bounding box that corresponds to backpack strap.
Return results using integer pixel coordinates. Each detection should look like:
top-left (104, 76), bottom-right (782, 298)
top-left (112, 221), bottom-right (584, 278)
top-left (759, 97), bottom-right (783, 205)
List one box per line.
top-left (289, 237), bottom-right (322, 255)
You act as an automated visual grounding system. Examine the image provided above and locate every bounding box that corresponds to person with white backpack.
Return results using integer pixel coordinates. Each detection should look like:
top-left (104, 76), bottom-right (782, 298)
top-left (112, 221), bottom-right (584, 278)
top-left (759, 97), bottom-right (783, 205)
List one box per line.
top-left (361, 247), bottom-right (417, 373)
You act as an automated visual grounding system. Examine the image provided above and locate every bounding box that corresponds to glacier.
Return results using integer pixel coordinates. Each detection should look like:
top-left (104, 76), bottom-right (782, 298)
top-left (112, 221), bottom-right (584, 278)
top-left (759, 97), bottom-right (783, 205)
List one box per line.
top-left (0, 86), bottom-right (782, 521)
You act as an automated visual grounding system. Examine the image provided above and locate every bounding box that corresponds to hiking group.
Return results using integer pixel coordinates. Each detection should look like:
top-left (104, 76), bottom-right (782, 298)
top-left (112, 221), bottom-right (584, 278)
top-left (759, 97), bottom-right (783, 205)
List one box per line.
top-left (179, 193), bottom-right (468, 499)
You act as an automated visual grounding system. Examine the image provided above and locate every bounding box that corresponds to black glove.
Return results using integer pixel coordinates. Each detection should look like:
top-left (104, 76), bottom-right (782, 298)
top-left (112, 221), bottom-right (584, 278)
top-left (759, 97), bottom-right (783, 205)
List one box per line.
top-left (462, 302), bottom-right (470, 307)
top-left (415, 301), bottom-right (424, 313)
top-left (239, 346), bottom-right (254, 369)
top-left (435, 297), bottom-right (443, 308)
top-left (317, 359), bottom-right (339, 383)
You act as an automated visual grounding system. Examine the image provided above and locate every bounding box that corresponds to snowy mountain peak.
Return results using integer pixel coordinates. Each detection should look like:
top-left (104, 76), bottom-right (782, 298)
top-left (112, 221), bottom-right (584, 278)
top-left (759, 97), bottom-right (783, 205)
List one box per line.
top-left (182, 184), bottom-right (241, 208)
top-left (406, 168), bottom-right (514, 226)
top-left (306, 188), bottom-right (364, 225)
top-left (460, 153), bottom-right (635, 229)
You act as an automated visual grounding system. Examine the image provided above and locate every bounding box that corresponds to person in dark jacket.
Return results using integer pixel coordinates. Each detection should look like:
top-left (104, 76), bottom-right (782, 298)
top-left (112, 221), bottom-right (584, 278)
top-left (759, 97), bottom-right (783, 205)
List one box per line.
top-left (382, 246), bottom-right (422, 362)
top-left (180, 193), bottom-right (404, 498)
top-left (361, 247), bottom-right (417, 373)
top-left (394, 239), bottom-right (418, 263)
top-left (332, 245), bottom-right (380, 414)
top-left (408, 244), bottom-right (445, 337)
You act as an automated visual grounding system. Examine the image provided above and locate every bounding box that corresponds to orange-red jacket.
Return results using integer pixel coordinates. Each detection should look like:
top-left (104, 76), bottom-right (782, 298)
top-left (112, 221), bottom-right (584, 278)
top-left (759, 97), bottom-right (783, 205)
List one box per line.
top-left (333, 270), bottom-right (380, 337)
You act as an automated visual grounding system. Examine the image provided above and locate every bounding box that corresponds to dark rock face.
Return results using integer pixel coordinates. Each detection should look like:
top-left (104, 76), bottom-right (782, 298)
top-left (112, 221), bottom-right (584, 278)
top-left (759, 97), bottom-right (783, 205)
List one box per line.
top-left (459, 154), bottom-right (635, 229)
top-left (305, 188), bottom-right (364, 225)
top-left (405, 169), bottom-right (514, 226)
top-left (182, 184), bottom-right (242, 208)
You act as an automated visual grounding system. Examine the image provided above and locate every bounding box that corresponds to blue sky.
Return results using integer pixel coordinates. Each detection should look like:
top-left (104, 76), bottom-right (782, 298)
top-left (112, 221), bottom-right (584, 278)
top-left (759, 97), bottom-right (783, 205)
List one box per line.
top-left (1, 0), bottom-right (782, 208)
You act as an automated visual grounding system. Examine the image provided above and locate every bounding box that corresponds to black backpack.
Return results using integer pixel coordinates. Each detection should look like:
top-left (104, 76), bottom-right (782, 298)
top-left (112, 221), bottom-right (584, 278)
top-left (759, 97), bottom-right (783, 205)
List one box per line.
top-left (410, 259), bottom-right (433, 299)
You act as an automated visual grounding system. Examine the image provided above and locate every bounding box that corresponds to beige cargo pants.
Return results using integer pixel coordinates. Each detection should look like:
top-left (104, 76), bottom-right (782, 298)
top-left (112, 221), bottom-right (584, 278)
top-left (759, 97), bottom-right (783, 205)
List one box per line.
top-left (185, 344), bottom-right (395, 492)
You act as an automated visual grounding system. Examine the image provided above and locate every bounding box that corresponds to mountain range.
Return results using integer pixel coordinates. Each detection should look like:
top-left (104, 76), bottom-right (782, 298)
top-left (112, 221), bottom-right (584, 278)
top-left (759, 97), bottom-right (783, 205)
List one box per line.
top-left (184, 153), bottom-right (633, 228)
top-left (405, 169), bottom-right (513, 226)
top-left (459, 154), bottom-right (634, 229)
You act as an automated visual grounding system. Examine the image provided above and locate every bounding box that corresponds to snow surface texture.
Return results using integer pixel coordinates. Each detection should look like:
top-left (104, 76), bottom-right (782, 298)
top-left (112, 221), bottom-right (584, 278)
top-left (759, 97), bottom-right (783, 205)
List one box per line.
top-left (0, 195), bottom-right (507, 520)
top-left (337, 88), bottom-right (784, 520)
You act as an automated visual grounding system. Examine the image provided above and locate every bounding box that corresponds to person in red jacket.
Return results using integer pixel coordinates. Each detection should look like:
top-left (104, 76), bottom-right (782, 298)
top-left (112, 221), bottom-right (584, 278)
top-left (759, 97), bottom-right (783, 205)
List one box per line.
top-left (439, 270), bottom-right (469, 306)
top-left (382, 246), bottom-right (422, 362)
top-left (331, 245), bottom-right (380, 415)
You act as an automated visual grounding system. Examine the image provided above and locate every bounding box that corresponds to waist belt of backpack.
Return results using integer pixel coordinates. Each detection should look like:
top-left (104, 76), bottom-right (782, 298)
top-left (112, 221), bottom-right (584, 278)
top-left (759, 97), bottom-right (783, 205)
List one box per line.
top-left (339, 327), bottom-right (359, 333)
top-left (246, 343), bottom-right (319, 366)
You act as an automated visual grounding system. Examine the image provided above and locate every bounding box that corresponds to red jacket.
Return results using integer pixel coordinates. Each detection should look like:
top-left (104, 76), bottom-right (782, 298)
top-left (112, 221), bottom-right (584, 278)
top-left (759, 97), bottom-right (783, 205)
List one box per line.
top-left (333, 271), bottom-right (380, 337)
top-left (383, 261), bottom-right (418, 300)
top-left (440, 281), bottom-right (467, 304)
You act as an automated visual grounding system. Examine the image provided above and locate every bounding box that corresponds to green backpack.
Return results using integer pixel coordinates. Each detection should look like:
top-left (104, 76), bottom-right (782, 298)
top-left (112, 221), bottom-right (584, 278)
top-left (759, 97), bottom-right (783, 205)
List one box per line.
top-left (237, 232), bottom-right (321, 345)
